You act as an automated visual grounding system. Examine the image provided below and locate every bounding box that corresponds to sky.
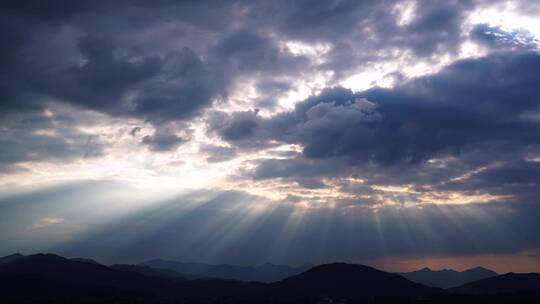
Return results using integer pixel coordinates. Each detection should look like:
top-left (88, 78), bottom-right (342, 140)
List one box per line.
top-left (1, 0), bottom-right (540, 273)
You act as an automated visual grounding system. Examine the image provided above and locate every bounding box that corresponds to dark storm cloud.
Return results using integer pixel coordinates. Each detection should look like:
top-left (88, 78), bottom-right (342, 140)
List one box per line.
top-left (210, 50), bottom-right (540, 213)
top-left (199, 144), bottom-right (237, 163)
top-left (252, 0), bottom-right (470, 53)
top-left (212, 30), bottom-right (308, 74)
top-left (401, 1), bottom-right (469, 56)
top-left (53, 36), bottom-right (162, 112)
top-left (0, 0), bottom-right (310, 166)
top-left (436, 159), bottom-right (540, 206)
top-left (258, 0), bottom-right (474, 78)
top-left (471, 23), bottom-right (539, 51)
top-left (1, 0), bottom-right (512, 128)
top-left (142, 133), bottom-right (185, 152)
top-left (252, 157), bottom-right (351, 180)
top-left (215, 51), bottom-right (540, 166)
top-left (0, 1), bottom-right (314, 126)
top-left (131, 47), bottom-right (221, 122)
top-left (255, 80), bottom-right (292, 110)
top-left (0, 110), bottom-right (105, 172)
top-left (211, 110), bottom-right (261, 141)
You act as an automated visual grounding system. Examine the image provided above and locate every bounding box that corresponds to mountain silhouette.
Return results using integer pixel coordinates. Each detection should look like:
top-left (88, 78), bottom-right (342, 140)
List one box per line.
top-left (70, 257), bottom-right (102, 265)
top-left (451, 272), bottom-right (540, 294)
top-left (271, 263), bottom-right (439, 297)
top-left (2, 253), bottom-right (538, 302)
top-left (0, 253), bottom-right (186, 298)
top-left (0, 253), bottom-right (265, 299)
top-left (141, 258), bottom-right (312, 282)
top-left (400, 266), bottom-right (497, 288)
top-left (0, 253), bottom-right (24, 266)
top-left (110, 263), bottom-right (187, 279)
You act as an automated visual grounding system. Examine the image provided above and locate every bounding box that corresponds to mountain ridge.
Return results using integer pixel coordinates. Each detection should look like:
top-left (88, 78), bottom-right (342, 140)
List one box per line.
top-left (451, 272), bottom-right (540, 294)
top-left (272, 262), bottom-right (440, 297)
top-left (400, 266), bottom-right (498, 288)
top-left (1, 253), bottom-right (539, 302)
top-left (140, 258), bottom-right (313, 282)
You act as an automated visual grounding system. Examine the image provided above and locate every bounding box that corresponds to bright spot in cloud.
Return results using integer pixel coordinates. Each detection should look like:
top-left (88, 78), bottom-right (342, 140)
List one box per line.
top-left (29, 217), bottom-right (65, 230)
top-left (468, 2), bottom-right (540, 40)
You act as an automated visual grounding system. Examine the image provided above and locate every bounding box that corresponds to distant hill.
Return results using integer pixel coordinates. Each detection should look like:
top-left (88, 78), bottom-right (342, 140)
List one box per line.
top-left (0, 253), bottom-right (183, 298)
top-left (110, 263), bottom-right (187, 280)
top-left (271, 263), bottom-right (440, 297)
top-left (70, 257), bottom-right (102, 265)
top-left (400, 266), bottom-right (497, 288)
top-left (0, 253), bottom-right (24, 266)
top-left (0, 253), bottom-right (438, 300)
top-left (2, 253), bottom-right (538, 302)
top-left (451, 272), bottom-right (540, 294)
top-left (0, 253), bottom-right (268, 300)
top-left (140, 259), bottom-right (313, 282)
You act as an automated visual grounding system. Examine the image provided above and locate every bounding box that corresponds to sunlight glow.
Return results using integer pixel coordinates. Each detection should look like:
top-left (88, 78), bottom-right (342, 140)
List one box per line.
top-left (468, 2), bottom-right (540, 41)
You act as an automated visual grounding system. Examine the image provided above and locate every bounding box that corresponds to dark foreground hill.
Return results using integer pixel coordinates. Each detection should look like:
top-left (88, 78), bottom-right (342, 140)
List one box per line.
top-left (0, 253), bottom-right (24, 265)
top-left (0, 253), bottom-right (437, 301)
top-left (451, 272), bottom-right (540, 294)
top-left (0, 253), bottom-right (186, 298)
top-left (141, 258), bottom-right (312, 282)
top-left (1, 253), bottom-right (540, 303)
top-left (0, 253), bottom-right (268, 299)
top-left (272, 263), bottom-right (439, 297)
top-left (400, 266), bottom-right (497, 288)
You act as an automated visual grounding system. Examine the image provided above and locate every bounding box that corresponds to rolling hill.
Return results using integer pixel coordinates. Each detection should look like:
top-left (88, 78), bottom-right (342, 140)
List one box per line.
top-left (272, 262), bottom-right (440, 297)
top-left (2, 253), bottom-right (538, 302)
top-left (141, 258), bottom-right (313, 282)
top-left (451, 272), bottom-right (540, 294)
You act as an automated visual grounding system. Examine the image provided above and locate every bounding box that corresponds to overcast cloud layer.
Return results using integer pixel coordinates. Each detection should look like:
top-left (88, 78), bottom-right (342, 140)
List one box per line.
top-left (1, 0), bottom-right (540, 271)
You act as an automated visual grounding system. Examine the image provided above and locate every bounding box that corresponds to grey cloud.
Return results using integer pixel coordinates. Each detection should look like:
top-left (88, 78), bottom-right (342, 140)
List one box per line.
top-left (255, 80), bottom-right (292, 110)
top-left (271, 0), bottom-right (474, 78)
top-left (199, 144), bottom-right (237, 163)
top-left (471, 23), bottom-right (539, 51)
top-left (55, 36), bottom-right (162, 112)
top-left (139, 124), bottom-right (190, 152)
top-left (438, 159), bottom-right (540, 204)
top-left (1, 0), bottom-right (505, 127)
top-left (400, 1), bottom-right (469, 56)
top-left (210, 51), bottom-right (540, 211)
top-left (0, 110), bottom-right (105, 171)
top-left (130, 127), bottom-right (142, 136)
top-left (252, 157), bottom-right (350, 180)
top-left (0, 3), bottom-right (315, 126)
top-left (142, 133), bottom-right (185, 152)
top-left (217, 51), bottom-right (540, 166)
top-left (214, 110), bottom-right (260, 141)
top-left (207, 110), bottom-right (281, 151)
top-left (132, 48), bottom-right (222, 122)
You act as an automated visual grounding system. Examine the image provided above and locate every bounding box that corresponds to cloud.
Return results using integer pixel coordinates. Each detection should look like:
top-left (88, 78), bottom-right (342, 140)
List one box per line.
top-left (0, 3), bottom-right (314, 127)
top-left (471, 23), bottom-right (539, 51)
top-left (0, 108), bottom-right (105, 171)
top-left (216, 51), bottom-right (540, 166)
top-left (211, 110), bottom-right (261, 141)
top-left (199, 144), bottom-right (237, 163)
top-left (28, 217), bottom-right (65, 230)
top-left (0, 0), bottom-right (506, 127)
top-left (142, 133), bottom-right (185, 152)
top-left (206, 50), bottom-right (540, 213)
